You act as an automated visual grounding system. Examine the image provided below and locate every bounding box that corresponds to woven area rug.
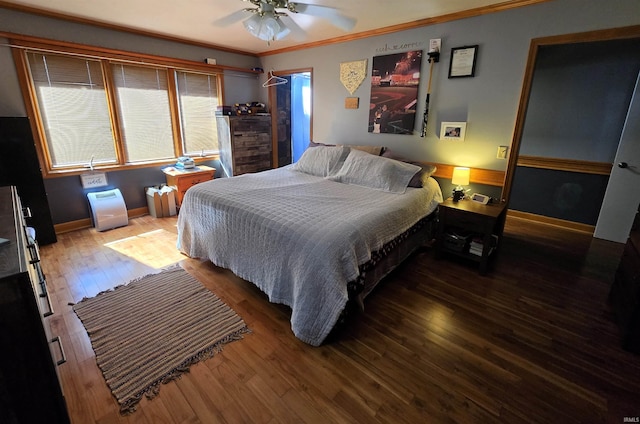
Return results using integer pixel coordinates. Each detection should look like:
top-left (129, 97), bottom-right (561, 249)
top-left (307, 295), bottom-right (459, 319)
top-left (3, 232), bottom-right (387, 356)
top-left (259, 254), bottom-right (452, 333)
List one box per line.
top-left (73, 266), bottom-right (250, 414)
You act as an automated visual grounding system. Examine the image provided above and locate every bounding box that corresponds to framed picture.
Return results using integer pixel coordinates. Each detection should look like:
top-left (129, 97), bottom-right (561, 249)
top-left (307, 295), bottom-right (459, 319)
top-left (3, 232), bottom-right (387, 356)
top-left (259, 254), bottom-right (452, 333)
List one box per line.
top-left (448, 45), bottom-right (478, 78)
top-left (368, 50), bottom-right (423, 134)
top-left (440, 122), bottom-right (467, 140)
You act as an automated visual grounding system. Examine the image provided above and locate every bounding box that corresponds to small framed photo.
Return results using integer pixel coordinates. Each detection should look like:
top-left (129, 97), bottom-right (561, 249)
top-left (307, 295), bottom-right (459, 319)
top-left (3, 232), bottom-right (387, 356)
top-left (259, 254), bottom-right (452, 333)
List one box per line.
top-left (448, 45), bottom-right (478, 78)
top-left (440, 122), bottom-right (467, 140)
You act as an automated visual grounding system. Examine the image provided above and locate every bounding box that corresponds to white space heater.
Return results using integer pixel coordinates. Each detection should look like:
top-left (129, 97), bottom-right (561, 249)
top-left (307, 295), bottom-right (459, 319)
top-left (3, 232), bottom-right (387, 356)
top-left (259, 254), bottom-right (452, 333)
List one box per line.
top-left (87, 188), bottom-right (128, 231)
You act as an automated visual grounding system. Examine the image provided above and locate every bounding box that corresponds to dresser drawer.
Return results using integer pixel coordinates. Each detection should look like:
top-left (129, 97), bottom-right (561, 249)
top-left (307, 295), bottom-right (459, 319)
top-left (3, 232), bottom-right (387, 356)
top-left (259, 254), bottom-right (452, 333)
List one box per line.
top-left (231, 117), bottom-right (271, 133)
top-left (233, 134), bottom-right (271, 147)
top-left (235, 163), bottom-right (271, 174)
top-left (164, 166), bottom-right (215, 207)
top-left (175, 175), bottom-right (210, 204)
top-left (616, 246), bottom-right (640, 300)
top-left (442, 209), bottom-right (486, 228)
top-left (609, 206), bottom-right (640, 354)
top-left (176, 173), bottom-right (211, 188)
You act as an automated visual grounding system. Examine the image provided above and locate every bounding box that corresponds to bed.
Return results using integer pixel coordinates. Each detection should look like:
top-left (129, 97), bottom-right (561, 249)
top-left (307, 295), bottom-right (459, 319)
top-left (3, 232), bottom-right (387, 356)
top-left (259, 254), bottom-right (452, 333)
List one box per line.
top-left (177, 146), bottom-right (443, 346)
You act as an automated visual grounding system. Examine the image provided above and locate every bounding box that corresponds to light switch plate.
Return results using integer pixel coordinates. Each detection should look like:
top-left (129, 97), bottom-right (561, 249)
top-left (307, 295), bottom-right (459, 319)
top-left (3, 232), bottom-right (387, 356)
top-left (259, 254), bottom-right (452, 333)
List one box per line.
top-left (497, 146), bottom-right (508, 159)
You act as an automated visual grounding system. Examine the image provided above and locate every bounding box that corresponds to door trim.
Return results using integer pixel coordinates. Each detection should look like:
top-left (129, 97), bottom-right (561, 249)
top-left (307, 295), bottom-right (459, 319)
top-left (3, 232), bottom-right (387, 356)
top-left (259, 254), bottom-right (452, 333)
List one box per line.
top-left (501, 25), bottom-right (640, 203)
top-left (267, 68), bottom-right (313, 167)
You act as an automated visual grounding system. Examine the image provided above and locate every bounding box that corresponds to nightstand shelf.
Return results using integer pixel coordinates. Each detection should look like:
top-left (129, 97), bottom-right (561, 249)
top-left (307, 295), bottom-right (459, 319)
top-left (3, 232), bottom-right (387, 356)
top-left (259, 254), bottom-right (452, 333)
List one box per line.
top-left (436, 198), bottom-right (508, 274)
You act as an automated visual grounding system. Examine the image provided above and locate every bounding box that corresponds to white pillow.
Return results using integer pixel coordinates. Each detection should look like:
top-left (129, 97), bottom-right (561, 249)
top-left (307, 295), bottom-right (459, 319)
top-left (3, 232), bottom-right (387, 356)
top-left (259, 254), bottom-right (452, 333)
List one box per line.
top-left (328, 149), bottom-right (421, 193)
top-left (291, 145), bottom-right (350, 177)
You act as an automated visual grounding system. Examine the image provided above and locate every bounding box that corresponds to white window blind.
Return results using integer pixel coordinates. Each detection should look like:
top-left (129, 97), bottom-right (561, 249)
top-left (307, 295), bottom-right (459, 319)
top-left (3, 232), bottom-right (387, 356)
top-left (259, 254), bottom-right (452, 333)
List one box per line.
top-left (27, 52), bottom-right (116, 168)
top-left (176, 71), bottom-right (220, 155)
top-left (112, 64), bottom-right (175, 162)
top-left (21, 45), bottom-right (224, 174)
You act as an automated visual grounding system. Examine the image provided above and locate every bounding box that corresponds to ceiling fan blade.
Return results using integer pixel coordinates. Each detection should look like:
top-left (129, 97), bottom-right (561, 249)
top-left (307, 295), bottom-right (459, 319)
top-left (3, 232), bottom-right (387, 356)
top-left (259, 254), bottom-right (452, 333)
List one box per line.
top-left (212, 8), bottom-right (252, 27)
top-left (292, 3), bottom-right (356, 32)
top-left (278, 16), bottom-right (306, 41)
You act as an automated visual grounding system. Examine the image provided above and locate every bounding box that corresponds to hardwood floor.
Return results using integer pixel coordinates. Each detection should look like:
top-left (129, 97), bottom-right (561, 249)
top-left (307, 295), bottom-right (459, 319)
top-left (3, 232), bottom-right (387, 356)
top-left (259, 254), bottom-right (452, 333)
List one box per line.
top-left (39, 214), bottom-right (640, 423)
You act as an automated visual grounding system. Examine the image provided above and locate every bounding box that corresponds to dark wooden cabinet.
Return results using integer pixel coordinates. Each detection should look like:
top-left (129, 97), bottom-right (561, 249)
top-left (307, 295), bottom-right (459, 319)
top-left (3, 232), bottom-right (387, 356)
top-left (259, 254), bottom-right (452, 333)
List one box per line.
top-left (216, 114), bottom-right (272, 176)
top-left (0, 186), bottom-right (69, 423)
top-left (609, 204), bottom-right (640, 354)
top-left (436, 198), bottom-right (508, 275)
top-left (0, 117), bottom-right (57, 245)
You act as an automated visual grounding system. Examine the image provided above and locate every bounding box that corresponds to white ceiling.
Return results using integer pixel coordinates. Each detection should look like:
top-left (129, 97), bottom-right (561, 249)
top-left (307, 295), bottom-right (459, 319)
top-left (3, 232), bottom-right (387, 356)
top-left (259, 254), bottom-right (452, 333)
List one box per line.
top-left (4, 0), bottom-right (519, 54)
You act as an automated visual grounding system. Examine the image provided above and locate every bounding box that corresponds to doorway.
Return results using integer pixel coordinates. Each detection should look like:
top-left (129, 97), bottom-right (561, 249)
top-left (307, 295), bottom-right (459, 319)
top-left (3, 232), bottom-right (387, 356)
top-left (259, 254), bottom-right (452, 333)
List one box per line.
top-left (503, 26), bottom-right (640, 242)
top-left (267, 68), bottom-right (313, 168)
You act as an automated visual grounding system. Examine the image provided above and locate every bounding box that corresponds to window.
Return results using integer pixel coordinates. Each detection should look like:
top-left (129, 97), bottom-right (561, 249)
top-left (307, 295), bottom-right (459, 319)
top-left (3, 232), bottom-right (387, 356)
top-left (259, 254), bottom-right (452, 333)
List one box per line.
top-left (112, 63), bottom-right (175, 162)
top-left (176, 71), bottom-right (220, 155)
top-left (26, 52), bottom-right (116, 169)
top-left (15, 41), bottom-right (223, 175)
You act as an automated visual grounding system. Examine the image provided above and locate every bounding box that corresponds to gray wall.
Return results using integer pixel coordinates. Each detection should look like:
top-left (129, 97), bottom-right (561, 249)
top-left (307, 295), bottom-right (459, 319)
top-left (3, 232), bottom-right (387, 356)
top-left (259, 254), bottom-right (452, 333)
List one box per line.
top-left (0, 7), bottom-right (261, 222)
top-left (1, 0), bottom-right (639, 225)
top-left (520, 39), bottom-right (640, 161)
top-left (509, 38), bottom-right (640, 225)
top-left (259, 0), bottom-right (640, 172)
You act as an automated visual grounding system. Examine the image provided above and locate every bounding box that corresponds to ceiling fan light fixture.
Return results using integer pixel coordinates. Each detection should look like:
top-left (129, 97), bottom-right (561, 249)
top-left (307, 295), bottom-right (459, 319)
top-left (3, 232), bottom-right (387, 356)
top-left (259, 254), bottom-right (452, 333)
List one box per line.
top-left (243, 14), bottom-right (264, 37)
top-left (243, 12), bottom-right (283, 42)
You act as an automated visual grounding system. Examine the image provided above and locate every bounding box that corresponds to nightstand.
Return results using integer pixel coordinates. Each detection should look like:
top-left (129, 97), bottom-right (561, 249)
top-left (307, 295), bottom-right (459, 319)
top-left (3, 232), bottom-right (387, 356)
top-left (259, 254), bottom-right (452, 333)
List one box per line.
top-left (436, 198), bottom-right (507, 274)
top-left (163, 165), bottom-right (215, 207)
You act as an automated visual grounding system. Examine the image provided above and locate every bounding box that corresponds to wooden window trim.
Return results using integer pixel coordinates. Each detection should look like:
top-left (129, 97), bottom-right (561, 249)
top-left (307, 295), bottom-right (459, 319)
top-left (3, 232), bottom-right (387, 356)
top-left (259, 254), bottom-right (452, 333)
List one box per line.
top-left (9, 35), bottom-right (235, 177)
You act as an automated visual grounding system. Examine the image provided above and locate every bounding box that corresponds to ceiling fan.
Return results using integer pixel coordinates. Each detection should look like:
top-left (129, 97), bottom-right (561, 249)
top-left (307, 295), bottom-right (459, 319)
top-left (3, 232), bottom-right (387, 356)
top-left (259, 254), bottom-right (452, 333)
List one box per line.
top-left (214, 0), bottom-right (357, 43)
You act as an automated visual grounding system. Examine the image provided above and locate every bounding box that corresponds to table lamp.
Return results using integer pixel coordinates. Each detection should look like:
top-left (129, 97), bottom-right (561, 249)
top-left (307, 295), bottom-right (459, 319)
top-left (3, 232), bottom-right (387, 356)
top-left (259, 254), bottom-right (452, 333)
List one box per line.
top-left (451, 166), bottom-right (470, 202)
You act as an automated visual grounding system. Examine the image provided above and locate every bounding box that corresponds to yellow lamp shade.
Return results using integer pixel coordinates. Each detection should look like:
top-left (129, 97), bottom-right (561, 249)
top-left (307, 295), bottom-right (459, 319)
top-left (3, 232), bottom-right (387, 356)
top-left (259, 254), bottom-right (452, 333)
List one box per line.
top-left (451, 167), bottom-right (470, 186)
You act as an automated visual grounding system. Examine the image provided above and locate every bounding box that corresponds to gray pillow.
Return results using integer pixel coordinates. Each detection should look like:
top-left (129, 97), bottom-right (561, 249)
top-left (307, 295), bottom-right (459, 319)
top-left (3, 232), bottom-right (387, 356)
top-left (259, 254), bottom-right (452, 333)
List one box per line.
top-left (292, 145), bottom-right (350, 177)
top-left (342, 144), bottom-right (385, 156)
top-left (328, 149), bottom-right (421, 193)
top-left (381, 149), bottom-right (437, 187)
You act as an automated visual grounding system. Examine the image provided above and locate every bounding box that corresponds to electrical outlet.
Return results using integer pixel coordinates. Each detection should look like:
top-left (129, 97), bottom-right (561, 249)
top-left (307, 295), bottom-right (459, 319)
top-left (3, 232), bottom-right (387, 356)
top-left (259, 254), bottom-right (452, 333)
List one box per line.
top-left (497, 146), bottom-right (508, 159)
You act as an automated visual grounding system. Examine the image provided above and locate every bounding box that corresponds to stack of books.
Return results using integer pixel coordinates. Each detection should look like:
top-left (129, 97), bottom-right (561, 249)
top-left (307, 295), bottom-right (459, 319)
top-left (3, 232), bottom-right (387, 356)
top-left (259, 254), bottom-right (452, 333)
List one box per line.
top-left (443, 230), bottom-right (471, 252)
top-left (469, 234), bottom-right (498, 256)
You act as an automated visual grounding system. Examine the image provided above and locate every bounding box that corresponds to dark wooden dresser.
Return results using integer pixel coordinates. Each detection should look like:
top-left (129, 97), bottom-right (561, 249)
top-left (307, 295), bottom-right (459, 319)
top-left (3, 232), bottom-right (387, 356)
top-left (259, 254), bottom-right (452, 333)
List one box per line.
top-left (0, 186), bottom-right (69, 423)
top-left (216, 114), bottom-right (272, 176)
top-left (0, 117), bottom-right (57, 246)
top-left (609, 203), bottom-right (640, 354)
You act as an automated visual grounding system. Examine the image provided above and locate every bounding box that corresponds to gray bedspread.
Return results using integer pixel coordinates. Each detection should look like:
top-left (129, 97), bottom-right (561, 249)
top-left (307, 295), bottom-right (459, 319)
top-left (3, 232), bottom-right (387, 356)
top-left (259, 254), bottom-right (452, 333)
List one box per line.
top-left (177, 166), bottom-right (442, 346)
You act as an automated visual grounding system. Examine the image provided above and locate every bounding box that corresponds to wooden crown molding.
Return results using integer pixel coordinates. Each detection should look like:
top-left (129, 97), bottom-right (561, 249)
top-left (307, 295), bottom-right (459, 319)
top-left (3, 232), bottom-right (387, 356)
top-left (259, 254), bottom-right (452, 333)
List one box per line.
top-left (0, 0), bottom-right (550, 58)
top-left (259, 0), bottom-right (551, 56)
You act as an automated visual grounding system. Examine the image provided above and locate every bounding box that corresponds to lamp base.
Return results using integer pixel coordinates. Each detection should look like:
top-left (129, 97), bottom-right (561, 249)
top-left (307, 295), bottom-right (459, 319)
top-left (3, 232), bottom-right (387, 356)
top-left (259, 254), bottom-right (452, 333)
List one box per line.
top-left (452, 188), bottom-right (465, 202)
